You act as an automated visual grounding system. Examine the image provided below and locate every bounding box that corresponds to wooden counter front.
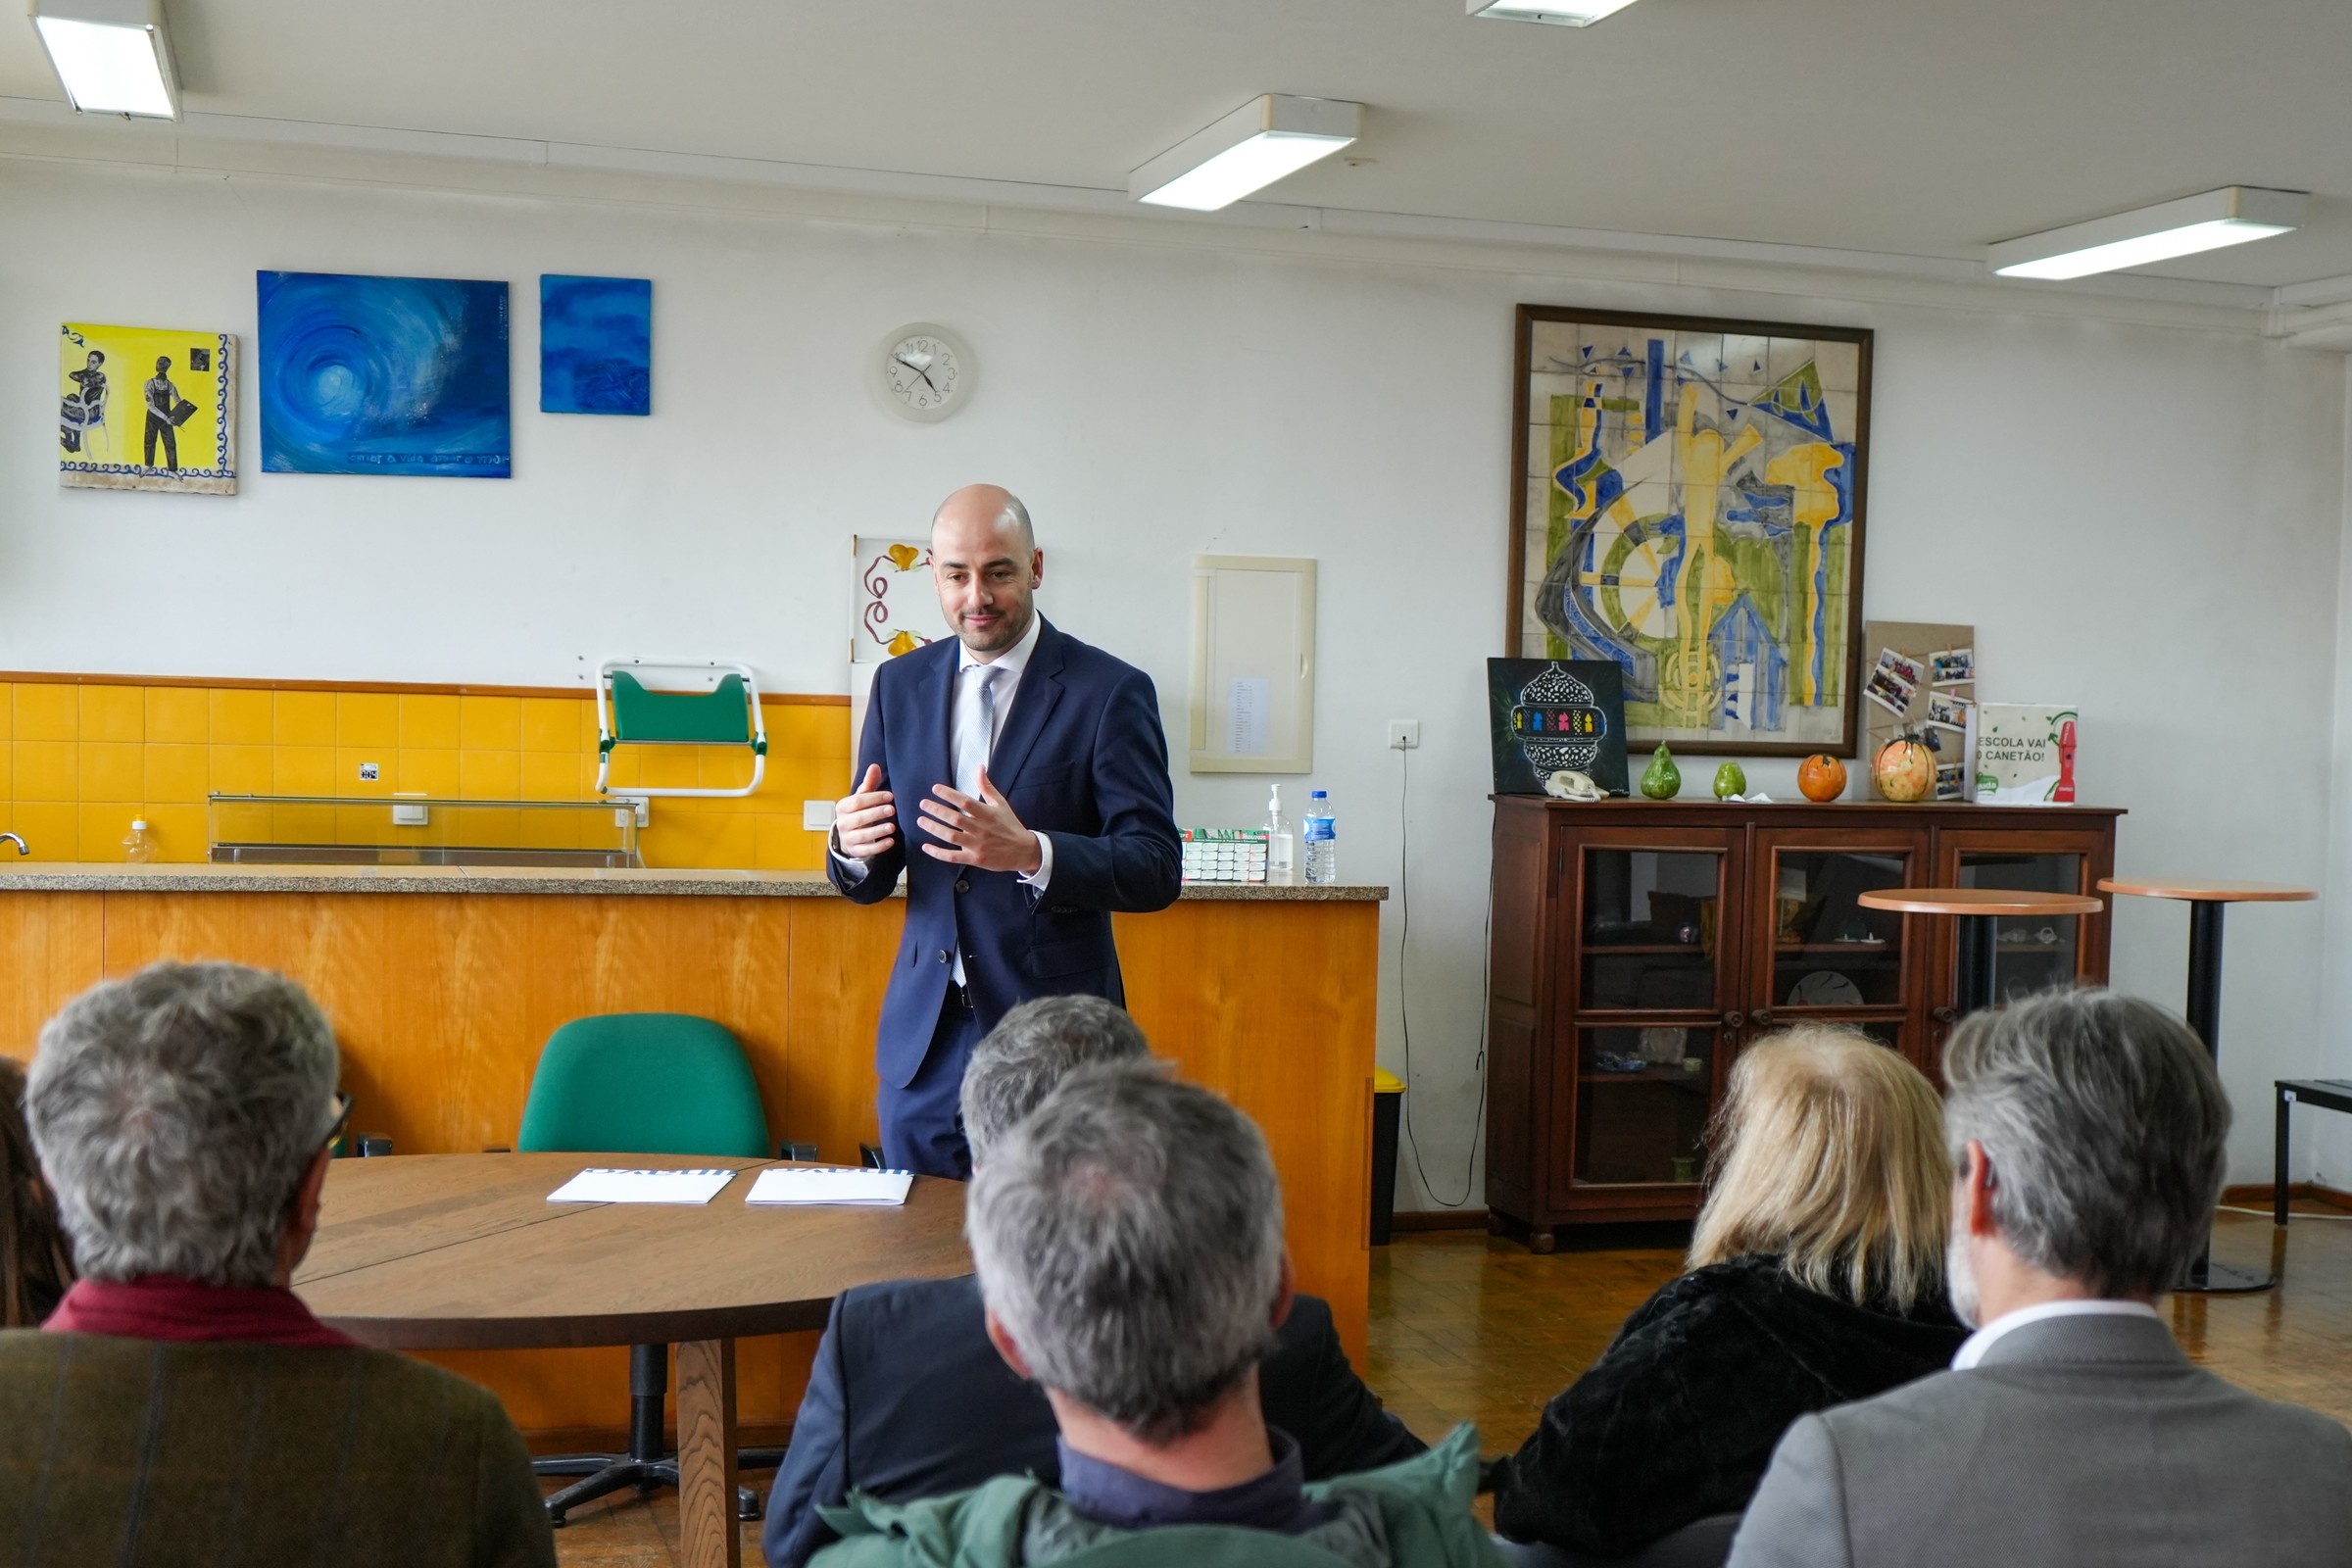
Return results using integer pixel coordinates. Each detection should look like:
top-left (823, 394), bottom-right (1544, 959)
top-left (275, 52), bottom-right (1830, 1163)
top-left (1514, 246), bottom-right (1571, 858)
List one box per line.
top-left (0, 872), bottom-right (1381, 1438)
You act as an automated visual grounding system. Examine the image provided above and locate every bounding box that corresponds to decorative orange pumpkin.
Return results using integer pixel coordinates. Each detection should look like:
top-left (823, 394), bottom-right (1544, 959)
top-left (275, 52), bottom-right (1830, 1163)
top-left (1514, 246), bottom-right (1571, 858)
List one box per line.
top-left (1873, 733), bottom-right (1936, 803)
top-left (1797, 753), bottom-right (1847, 803)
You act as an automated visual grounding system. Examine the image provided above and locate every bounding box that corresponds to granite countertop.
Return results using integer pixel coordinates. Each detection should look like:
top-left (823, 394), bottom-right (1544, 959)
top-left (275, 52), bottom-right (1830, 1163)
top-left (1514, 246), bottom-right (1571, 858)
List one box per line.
top-left (0, 862), bottom-right (1386, 901)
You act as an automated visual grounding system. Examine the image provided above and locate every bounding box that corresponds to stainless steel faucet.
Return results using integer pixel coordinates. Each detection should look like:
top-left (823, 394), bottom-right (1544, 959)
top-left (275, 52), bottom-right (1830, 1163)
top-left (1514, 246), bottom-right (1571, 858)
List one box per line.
top-left (0, 834), bottom-right (26, 856)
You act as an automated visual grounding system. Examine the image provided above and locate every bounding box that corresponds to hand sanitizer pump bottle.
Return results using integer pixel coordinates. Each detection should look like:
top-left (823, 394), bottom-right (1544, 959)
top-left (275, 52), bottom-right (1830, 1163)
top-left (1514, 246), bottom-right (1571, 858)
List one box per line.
top-left (1266, 784), bottom-right (1296, 882)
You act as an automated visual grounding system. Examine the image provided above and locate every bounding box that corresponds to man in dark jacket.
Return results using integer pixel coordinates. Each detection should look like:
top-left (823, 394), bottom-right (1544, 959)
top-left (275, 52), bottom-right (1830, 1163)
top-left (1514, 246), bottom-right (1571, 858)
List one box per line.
top-left (761, 997), bottom-right (1422, 1568)
top-left (828, 485), bottom-right (1182, 1177)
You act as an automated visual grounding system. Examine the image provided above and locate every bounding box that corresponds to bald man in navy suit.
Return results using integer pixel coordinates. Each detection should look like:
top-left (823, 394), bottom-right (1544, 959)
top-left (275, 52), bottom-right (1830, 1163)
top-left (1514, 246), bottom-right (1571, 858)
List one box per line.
top-left (828, 485), bottom-right (1182, 1176)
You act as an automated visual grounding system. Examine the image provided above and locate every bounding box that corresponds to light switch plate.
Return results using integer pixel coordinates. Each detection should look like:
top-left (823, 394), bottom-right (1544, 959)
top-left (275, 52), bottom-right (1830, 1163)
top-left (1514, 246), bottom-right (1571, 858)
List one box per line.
top-left (803, 800), bottom-right (837, 831)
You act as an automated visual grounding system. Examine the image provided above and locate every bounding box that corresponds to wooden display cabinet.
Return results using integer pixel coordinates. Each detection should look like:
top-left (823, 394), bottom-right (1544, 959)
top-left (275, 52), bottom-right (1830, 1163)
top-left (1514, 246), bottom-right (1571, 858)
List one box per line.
top-left (1485, 798), bottom-right (2120, 1251)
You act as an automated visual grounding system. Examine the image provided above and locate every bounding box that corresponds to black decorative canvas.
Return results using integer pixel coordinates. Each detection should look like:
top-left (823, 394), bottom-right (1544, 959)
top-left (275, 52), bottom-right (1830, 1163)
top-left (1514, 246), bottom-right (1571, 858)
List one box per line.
top-left (1487, 659), bottom-right (1630, 797)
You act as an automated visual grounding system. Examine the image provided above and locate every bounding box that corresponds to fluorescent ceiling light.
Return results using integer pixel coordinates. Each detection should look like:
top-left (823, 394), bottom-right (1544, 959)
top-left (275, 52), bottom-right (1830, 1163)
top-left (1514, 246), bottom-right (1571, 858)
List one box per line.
top-left (1468, 0), bottom-right (1642, 26)
top-left (1130, 95), bottom-right (1361, 211)
top-left (29, 0), bottom-right (178, 120)
top-left (1989, 186), bottom-right (2305, 280)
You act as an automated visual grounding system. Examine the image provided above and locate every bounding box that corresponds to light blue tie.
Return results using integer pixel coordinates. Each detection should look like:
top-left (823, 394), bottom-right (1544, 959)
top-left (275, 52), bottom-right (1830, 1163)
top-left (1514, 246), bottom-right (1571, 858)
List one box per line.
top-left (956, 664), bottom-right (1003, 798)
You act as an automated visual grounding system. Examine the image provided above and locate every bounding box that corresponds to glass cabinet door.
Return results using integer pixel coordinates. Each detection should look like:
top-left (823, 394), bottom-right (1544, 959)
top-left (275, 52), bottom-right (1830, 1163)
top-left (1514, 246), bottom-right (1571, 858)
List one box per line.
top-left (1934, 830), bottom-right (2112, 1004)
top-left (1573, 1025), bottom-right (1720, 1188)
top-left (1556, 830), bottom-right (1742, 1209)
top-left (1744, 829), bottom-right (1929, 1066)
top-left (1578, 844), bottom-right (1735, 1014)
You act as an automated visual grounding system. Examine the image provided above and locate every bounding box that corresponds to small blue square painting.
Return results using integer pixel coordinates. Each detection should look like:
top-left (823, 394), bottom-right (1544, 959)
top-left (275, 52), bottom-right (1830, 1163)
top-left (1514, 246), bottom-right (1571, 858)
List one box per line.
top-left (258, 271), bottom-right (511, 477)
top-left (540, 274), bottom-right (652, 416)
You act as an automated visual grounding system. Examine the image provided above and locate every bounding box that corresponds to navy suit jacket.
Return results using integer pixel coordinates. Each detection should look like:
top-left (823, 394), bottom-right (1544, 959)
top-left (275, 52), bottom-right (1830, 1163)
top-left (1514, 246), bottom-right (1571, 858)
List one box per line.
top-left (760, 1275), bottom-right (1427, 1568)
top-left (829, 618), bottom-right (1182, 1088)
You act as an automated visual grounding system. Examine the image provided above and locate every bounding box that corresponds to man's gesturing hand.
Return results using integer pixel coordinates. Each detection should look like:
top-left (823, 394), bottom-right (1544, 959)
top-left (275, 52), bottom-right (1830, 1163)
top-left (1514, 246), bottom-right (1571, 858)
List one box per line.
top-left (916, 766), bottom-right (1044, 875)
top-left (833, 763), bottom-right (898, 860)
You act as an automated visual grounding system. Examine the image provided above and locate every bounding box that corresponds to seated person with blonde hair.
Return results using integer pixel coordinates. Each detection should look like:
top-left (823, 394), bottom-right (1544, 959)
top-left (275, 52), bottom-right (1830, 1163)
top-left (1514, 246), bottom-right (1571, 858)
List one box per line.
top-left (1490, 1026), bottom-right (1966, 1559)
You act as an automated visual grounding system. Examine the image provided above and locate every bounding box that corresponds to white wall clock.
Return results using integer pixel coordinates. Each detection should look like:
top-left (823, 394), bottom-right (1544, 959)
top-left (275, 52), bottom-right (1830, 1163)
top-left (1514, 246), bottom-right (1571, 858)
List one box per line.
top-left (879, 322), bottom-right (973, 422)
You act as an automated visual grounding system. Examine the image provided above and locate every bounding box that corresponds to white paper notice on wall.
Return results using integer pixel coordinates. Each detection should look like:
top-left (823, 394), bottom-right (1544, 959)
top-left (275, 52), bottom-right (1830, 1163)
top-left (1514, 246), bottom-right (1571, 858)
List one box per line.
top-left (1229, 677), bottom-right (1271, 756)
top-left (1190, 556), bottom-right (1316, 775)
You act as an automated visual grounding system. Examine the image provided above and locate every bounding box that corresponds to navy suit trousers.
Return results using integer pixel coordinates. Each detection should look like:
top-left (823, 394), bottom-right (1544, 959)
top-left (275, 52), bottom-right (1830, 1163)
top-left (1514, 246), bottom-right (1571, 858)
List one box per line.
top-left (877, 991), bottom-right (982, 1178)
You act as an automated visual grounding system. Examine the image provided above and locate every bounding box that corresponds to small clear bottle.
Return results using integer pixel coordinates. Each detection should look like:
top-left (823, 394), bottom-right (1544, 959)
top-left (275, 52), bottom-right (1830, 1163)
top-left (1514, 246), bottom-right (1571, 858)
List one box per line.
top-left (122, 817), bottom-right (156, 863)
top-left (1265, 784), bottom-right (1296, 882)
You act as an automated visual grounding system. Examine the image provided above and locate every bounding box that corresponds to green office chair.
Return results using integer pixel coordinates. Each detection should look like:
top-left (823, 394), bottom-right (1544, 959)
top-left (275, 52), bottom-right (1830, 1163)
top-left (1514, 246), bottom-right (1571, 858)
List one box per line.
top-left (518, 1013), bottom-right (783, 1527)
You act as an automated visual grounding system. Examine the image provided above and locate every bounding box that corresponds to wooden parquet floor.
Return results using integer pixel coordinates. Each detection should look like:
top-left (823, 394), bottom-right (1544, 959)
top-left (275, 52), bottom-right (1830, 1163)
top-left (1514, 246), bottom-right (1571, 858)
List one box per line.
top-left (546, 1202), bottom-right (2352, 1565)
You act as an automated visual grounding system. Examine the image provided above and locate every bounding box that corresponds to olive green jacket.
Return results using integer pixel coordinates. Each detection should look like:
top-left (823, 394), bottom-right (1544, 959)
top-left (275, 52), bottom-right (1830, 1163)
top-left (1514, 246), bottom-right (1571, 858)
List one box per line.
top-left (811, 1424), bottom-right (1501, 1568)
top-left (0, 1330), bottom-right (556, 1568)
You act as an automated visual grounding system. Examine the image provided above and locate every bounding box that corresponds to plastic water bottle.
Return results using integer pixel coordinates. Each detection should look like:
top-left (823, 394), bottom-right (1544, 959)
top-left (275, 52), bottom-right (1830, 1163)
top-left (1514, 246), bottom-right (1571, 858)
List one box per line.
top-left (1302, 790), bottom-right (1338, 886)
top-left (122, 818), bottom-right (155, 863)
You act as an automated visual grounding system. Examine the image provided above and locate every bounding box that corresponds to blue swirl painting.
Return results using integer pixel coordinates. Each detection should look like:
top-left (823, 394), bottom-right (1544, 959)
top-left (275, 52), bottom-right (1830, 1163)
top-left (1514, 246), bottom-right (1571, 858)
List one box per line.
top-left (257, 270), bottom-right (511, 477)
top-left (541, 274), bottom-right (651, 416)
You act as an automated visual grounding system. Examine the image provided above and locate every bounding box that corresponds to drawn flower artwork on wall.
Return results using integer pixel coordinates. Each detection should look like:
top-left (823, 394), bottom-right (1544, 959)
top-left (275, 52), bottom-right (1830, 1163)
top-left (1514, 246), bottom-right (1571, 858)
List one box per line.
top-left (1509, 307), bottom-right (1874, 758)
top-left (257, 270), bottom-right (511, 477)
top-left (853, 537), bottom-right (934, 663)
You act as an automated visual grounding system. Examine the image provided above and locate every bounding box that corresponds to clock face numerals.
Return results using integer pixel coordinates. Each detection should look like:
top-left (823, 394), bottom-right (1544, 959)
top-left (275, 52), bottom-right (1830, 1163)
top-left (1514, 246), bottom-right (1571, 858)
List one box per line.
top-left (879, 324), bottom-right (971, 421)
top-left (887, 337), bottom-right (957, 410)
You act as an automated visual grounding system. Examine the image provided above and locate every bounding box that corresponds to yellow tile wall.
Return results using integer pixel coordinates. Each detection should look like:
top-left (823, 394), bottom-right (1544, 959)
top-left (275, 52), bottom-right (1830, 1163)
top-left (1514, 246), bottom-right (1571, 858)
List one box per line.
top-left (0, 680), bottom-right (852, 870)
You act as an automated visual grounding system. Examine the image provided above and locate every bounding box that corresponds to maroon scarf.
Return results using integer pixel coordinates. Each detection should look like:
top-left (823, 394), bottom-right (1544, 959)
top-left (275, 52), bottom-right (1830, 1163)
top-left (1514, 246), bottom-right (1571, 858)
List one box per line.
top-left (43, 1276), bottom-right (356, 1348)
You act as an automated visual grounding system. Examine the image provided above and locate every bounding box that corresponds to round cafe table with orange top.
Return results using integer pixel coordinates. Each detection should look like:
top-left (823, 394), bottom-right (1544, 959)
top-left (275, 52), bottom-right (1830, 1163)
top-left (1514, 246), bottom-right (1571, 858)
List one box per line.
top-left (1856, 887), bottom-right (2107, 1018)
top-left (2099, 877), bottom-right (2319, 1295)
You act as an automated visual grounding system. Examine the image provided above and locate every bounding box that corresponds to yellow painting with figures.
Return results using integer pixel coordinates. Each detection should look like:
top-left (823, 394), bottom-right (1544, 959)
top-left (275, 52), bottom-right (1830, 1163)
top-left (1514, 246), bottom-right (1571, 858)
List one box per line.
top-left (58, 322), bottom-right (237, 495)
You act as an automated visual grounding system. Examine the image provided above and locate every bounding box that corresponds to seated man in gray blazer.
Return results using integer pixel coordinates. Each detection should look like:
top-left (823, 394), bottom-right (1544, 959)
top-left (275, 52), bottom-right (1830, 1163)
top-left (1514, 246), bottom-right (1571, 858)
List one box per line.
top-left (1730, 988), bottom-right (2352, 1568)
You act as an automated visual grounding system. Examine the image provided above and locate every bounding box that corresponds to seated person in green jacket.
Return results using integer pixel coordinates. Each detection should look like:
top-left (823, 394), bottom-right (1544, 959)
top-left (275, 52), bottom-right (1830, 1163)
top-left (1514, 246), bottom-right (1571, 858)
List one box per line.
top-left (765, 997), bottom-right (1423, 1567)
top-left (813, 1065), bottom-right (1500, 1568)
top-left (2, 961), bottom-right (556, 1568)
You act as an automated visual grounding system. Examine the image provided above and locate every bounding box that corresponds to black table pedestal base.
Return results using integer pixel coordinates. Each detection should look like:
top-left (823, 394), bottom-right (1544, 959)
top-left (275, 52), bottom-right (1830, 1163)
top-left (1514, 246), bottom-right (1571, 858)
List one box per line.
top-left (2176, 1257), bottom-right (2272, 1295)
top-left (2170, 902), bottom-right (2278, 1296)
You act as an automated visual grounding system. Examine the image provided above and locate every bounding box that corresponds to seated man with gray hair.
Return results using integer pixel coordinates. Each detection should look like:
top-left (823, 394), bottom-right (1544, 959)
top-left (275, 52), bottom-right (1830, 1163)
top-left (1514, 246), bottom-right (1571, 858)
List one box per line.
top-left (1729, 988), bottom-right (2352, 1568)
top-left (0, 962), bottom-right (555, 1568)
top-left (814, 1066), bottom-right (1493, 1568)
top-left (763, 996), bottom-right (1421, 1568)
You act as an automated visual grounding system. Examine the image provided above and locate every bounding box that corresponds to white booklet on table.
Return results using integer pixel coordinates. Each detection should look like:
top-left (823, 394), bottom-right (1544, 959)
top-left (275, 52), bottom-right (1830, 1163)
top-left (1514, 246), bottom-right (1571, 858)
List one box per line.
top-left (546, 1167), bottom-right (738, 1205)
top-left (745, 1166), bottom-right (914, 1207)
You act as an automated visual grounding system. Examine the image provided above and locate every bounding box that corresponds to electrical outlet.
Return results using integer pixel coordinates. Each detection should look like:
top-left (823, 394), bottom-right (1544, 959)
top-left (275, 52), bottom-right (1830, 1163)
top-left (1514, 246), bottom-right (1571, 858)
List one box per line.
top-left (1389, 719), bottom-right (1422, 751)
top-left (803, 800), bottom-right (837, 831)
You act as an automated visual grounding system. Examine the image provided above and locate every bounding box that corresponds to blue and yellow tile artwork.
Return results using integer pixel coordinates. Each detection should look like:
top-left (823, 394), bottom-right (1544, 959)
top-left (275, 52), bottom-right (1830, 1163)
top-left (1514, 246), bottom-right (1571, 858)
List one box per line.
top-left (257, 270), bottom-right (512, 477)
top-left (540, 274), bottom-right (651, 416)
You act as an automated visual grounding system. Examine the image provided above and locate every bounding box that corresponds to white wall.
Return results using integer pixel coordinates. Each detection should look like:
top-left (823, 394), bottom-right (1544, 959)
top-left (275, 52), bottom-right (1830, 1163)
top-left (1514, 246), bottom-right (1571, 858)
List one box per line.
top-left (3, 154), bottom-right (2345, 1203)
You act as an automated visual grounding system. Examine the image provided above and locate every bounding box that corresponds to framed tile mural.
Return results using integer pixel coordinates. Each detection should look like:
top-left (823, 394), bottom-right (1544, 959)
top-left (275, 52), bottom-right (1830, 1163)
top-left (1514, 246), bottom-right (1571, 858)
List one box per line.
top-left (1508, 306), bottom-right (1872, 758)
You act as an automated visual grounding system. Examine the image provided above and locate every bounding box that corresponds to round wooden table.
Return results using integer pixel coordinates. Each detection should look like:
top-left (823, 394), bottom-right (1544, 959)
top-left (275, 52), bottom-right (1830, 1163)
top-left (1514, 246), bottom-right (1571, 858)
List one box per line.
top-left (1857, 887), bottom-right (2106, 1016)
top-left (2099, 877), bottom-right (2320, 1295)
top-left (295, 1152), bottom-right (969, 1568)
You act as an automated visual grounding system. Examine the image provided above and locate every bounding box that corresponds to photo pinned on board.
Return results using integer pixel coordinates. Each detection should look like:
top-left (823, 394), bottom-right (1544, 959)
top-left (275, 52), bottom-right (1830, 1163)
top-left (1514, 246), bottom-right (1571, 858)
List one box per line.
top-left (1929, 647), bottom-right (1976, 686)
top-left (1864, 647), bottom-right (1918, 717)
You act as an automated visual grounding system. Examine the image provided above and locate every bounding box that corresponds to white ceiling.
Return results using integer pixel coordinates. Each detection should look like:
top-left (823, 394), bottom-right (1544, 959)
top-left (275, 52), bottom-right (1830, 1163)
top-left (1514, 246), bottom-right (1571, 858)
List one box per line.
top-left (7, 0), bottom-right (2352, 288)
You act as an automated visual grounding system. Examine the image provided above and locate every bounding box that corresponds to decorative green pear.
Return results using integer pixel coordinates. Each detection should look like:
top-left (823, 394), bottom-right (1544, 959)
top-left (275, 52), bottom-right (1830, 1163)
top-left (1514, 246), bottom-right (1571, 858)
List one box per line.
top-left (1712, 761), bottom-right (1746, 801)
top-left (1640, 744), bottom-right (1682, 801)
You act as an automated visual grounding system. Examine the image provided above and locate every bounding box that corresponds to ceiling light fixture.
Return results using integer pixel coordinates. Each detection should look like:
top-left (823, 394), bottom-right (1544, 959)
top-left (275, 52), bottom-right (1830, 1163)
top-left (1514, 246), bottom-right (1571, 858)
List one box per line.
top-left (1988, 186), bottom-right (2306, 280)
top-left (1467, 0), bottom-right (1642, 27)
top-left (1130, 95), bottom-right (1362, 212)
top-left (29, 0), bottom-right (179, 120)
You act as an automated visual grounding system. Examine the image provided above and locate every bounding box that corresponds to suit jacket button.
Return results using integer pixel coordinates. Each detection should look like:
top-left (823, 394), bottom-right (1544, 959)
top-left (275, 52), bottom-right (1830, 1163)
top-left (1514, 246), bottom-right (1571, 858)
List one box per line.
top-left (956, 878), bottom-right (971, 895)
top-left (936, 948), bottom-right (950, 963)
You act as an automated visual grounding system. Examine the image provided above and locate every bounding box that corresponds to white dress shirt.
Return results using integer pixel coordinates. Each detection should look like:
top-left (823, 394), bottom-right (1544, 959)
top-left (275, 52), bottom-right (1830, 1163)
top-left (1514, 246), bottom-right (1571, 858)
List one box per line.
top-left (832, 615), bottom-right (1054, 979)
top-left (1950, 1298), bottom-right (2163, 1369)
